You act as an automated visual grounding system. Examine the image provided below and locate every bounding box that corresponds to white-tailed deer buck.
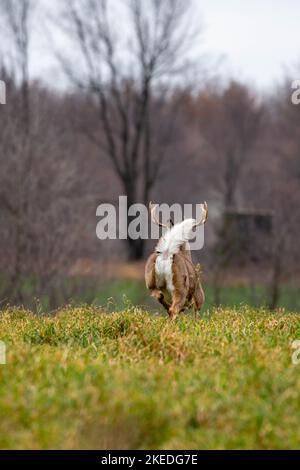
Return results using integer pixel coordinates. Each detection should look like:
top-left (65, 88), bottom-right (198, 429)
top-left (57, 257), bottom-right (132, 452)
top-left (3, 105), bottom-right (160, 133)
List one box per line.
top-left (145, 202), bottom-right (208, 319)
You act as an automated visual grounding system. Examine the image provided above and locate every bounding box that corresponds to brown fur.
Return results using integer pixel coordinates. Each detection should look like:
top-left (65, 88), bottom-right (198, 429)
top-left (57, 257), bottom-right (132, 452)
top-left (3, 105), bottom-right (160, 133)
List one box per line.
top-left (146, 201), bottom-right (207, 319)
top-left (145, 247), bottom-right (205, 320)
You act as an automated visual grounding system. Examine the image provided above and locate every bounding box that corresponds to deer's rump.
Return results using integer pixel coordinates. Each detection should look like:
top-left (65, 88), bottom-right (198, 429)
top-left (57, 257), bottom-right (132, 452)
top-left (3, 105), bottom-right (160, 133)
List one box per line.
top-left (145, 252), bottom-right (197, 302)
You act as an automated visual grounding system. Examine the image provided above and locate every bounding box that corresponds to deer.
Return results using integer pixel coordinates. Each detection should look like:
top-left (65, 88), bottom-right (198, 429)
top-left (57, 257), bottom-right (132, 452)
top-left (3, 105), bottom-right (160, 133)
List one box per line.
top-left (145, 202), bottom-right (208, 319)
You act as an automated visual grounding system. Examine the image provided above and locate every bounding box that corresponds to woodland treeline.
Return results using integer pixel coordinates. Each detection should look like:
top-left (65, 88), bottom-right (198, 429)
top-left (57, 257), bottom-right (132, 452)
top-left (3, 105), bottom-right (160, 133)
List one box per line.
top-left (0, 0), bottom-right (299, 309)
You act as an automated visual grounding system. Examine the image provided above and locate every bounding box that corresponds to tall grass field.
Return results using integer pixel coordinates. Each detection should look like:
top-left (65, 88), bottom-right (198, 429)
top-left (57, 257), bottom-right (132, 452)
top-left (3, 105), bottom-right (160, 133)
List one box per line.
top-left (1, 305), bottom-right (300, 449)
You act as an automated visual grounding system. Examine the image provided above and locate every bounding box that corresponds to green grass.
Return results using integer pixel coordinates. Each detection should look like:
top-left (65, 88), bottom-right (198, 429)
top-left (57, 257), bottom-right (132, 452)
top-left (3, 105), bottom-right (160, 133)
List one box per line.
top-left (93, 279), bottom-right (300, 313)
top-left (61, 278), bottom-right (300, 313)
top-left (1, 305), bottom-right (300, 449)
top-left (2, 274), bottom-right (300, 313)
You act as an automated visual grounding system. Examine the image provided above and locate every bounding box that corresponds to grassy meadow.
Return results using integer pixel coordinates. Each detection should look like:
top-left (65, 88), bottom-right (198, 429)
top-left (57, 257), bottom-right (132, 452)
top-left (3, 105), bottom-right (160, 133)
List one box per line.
top-left (11, 276), bottom-right (300, 314)
top-left (1, 305), bottom-right (300, 449)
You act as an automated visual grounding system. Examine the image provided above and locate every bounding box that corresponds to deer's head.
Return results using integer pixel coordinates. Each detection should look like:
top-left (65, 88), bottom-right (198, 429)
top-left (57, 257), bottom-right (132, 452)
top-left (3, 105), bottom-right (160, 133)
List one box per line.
top-left (149, 201), bottom-right (208, 257)
top-left (149, 201), bottom-right (208, 231)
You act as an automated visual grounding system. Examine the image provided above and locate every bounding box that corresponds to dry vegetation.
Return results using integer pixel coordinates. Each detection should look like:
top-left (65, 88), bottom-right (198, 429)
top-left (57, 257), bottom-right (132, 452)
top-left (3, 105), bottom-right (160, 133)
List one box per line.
top-left (1, 306), bottom-right (300, 449)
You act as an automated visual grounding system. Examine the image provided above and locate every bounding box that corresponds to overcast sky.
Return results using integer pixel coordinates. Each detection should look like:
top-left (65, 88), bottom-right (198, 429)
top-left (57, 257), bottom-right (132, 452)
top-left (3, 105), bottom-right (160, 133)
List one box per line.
top-left (31, 0), bottom-right (300, 91)
top-left (200, 0), bottom-right (300, 89)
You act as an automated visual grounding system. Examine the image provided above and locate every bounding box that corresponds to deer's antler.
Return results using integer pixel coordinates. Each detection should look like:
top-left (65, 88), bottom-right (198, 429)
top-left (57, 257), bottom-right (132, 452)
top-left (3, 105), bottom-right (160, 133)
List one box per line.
top-left (194, 201), bottom-right (208, 227)
top-left (149, 202), bottom-right (171, 229)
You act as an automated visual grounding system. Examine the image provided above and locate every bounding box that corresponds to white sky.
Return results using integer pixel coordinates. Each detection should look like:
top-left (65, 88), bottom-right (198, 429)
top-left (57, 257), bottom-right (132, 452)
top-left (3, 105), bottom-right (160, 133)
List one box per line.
top-left (200, 0), bottom-right (300, 89)
top-left (30, 0), bottom-right (300, 91)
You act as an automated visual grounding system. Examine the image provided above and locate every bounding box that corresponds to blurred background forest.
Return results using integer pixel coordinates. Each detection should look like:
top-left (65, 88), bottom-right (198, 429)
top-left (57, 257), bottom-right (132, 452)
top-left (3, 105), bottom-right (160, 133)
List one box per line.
top-left (0, 0), bottom-right (300, 313)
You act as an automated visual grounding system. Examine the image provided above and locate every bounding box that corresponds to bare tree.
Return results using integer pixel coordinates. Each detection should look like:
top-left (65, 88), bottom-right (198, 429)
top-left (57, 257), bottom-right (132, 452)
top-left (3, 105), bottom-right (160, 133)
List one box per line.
top-left (54, 0), bottom-right (199, 259)
top-left (197, 81), bottom-right (264, 209)
top-left (265, 77), bottom-right (300, 309)
top-left (0, 2), bottom-right (85, 308)
top-left (0, 0), bottom-right (34, 129)
top-left (0, 0), bottom-right (35, 302)
top-left (0, 81), bottom-right (78, 307)
top-left (193, 81), bottom-right (265, 304)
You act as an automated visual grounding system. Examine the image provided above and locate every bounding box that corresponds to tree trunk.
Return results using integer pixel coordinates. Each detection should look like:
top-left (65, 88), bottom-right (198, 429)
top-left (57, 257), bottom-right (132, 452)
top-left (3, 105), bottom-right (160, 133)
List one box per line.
top-left (268, 251), bottom-right (281, 310)
top-left (124, 184), bottom-right (146, 261)
top-left (127, 237), bottom-right (145, 261)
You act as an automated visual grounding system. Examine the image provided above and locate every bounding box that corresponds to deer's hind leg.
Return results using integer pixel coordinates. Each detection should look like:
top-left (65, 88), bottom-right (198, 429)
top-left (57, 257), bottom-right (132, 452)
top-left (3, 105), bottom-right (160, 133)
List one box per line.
top-left (150, 288), bottom-right (170, 313)
top-left (169, 255), bottom-right (189, 319)
top-left (145, 254), bottom-right (171, 314)
top-left (169, 290), bottom-right (187, 319)
top-left (193, 283), bottom-right (205, 320)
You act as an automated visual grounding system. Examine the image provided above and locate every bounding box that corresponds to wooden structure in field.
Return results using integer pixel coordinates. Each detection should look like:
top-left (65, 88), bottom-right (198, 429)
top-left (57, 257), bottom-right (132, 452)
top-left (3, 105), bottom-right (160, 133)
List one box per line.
top-left (220, 209), bottom-right (273, 266)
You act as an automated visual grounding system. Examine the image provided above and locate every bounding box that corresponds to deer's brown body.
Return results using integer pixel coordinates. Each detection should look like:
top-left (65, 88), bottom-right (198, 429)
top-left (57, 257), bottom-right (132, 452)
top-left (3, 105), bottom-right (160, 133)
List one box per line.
top-left (145, 203), bottom-right (207, 319)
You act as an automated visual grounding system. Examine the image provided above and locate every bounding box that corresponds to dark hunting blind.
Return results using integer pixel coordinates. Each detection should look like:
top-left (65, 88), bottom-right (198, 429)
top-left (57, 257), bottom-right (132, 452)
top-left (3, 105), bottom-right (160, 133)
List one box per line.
top-left (221, 209), bottom-right (273, 266)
